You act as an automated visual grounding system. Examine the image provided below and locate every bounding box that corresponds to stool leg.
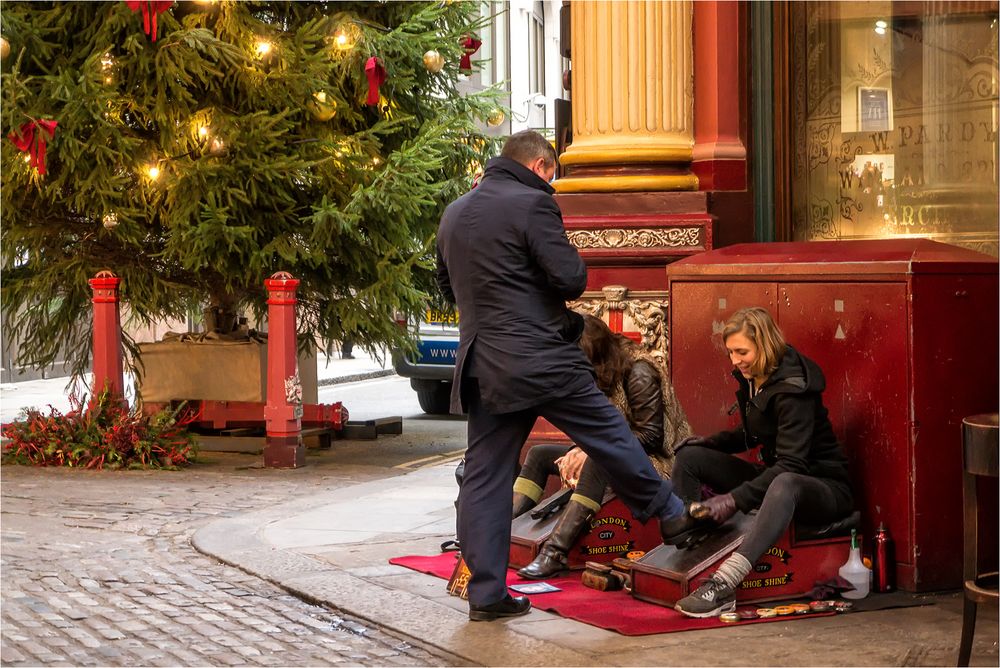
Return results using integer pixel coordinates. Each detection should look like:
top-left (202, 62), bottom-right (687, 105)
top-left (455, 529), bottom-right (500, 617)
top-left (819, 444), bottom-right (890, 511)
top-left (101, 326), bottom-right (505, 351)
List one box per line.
top-left (957, 596), bottom-right (977, 666)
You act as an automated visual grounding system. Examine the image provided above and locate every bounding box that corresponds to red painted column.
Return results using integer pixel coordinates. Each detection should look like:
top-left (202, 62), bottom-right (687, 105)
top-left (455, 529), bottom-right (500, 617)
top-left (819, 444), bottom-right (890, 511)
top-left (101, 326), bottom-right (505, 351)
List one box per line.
top-left (692, 0), bottom-right (748, 190)
top-left (88, 270), bottom-right (125, 406)
top-left (607, 308), bottom-right (623, 334)
top-left (263, 271), bottom-right (305, 468)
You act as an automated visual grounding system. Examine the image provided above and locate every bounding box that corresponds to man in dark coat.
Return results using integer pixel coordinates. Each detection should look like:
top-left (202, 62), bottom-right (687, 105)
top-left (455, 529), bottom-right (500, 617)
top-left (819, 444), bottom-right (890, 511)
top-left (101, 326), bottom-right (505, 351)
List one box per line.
top-left (436, 130), bottom-right (691, 621)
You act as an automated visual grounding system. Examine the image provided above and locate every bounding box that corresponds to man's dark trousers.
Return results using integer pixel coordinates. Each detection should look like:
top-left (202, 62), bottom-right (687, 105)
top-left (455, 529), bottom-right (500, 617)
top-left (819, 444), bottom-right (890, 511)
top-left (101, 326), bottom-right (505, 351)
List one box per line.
top-left (457, 378), bottom-right (681, 607)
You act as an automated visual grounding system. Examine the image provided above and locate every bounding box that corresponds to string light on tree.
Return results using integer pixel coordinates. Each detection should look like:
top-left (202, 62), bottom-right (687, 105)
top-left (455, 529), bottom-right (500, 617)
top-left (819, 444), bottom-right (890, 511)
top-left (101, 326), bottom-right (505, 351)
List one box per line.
top-left (255, 40), bottom-right (273, 58)
top-left (333, 23), bottom-right (360, 51)
top-left (422, 49), bottom-right (444, 73)
top-left (146, 164), bottom-right (161, 181)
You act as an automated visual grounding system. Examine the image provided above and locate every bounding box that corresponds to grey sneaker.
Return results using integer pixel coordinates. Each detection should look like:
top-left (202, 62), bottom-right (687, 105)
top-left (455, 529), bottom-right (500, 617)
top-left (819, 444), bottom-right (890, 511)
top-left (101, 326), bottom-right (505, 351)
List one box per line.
top-left (675, 575), bottom-right (737, 618)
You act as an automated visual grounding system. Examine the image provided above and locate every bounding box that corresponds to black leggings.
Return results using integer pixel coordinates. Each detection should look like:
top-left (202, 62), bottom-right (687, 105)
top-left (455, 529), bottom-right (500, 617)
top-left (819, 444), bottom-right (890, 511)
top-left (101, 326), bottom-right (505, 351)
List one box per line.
top-left (519, 443), bottom-right (609, 506)
top-left (672, 446), bottom-right (853, 565)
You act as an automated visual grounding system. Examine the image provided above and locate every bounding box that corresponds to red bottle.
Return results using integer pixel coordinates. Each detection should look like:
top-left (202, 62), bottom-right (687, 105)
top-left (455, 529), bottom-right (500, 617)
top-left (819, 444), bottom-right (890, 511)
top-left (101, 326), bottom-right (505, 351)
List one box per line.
top-left (872, 522), bottom-right (896, 593)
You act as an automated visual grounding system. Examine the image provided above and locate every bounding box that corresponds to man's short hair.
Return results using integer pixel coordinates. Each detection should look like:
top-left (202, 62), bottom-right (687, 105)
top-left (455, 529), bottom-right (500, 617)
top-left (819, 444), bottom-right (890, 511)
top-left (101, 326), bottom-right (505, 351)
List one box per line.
top-left (501, 130), bottom-right (557, 168)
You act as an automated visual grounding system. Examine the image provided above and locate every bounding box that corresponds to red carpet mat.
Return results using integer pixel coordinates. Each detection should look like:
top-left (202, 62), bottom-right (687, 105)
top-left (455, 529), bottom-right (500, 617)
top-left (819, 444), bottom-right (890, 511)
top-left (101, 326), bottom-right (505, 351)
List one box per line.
top-left (389, 553), bottom-right (836, 636)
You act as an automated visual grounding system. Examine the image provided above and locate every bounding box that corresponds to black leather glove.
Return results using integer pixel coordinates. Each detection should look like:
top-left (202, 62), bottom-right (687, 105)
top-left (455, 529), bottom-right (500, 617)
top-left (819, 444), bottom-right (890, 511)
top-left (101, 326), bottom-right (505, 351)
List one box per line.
top-left (699, 493), bottom-right (737, 523)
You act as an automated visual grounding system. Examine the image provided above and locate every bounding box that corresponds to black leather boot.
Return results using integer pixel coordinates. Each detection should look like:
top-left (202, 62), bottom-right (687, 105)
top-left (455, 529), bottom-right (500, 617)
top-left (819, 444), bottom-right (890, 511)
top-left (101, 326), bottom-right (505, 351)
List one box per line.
top-left (518, 501), bottom-right (594, 579)
top-left (512, 492), bottom-right (537, 519)
top-left (660, 503), bottom-right (715, 546)
top-left (659, 509), bottom-right (699, 545)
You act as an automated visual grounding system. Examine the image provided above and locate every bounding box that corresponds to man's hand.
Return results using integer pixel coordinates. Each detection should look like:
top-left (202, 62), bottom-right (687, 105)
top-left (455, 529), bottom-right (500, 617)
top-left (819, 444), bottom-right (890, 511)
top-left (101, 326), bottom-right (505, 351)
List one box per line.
top-left (699, 493), bottom-right (737, 523)
top-left (555, 447), bottom-right (587, 489)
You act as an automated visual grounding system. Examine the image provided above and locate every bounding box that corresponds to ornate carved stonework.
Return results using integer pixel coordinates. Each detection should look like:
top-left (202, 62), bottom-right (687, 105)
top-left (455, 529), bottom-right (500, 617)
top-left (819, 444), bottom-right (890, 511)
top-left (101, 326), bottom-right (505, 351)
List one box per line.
top-left (568, 286), bottom-right (671, 362)
top-left (567, 227), bottom-right (701, 249)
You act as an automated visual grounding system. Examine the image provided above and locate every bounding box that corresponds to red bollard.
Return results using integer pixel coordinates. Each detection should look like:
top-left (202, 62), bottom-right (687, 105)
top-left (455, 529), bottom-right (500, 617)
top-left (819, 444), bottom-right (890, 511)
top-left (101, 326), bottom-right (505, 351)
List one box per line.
top-left (263, 271), bottom-right (305, 468)
top-left (88, 270), bottom-right (125, 407)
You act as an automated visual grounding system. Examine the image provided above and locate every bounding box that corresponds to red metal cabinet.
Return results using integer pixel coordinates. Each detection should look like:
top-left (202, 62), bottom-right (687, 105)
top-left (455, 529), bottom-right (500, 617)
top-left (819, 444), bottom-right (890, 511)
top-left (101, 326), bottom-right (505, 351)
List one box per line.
top-left (667, 239), bottom-right (998, 591)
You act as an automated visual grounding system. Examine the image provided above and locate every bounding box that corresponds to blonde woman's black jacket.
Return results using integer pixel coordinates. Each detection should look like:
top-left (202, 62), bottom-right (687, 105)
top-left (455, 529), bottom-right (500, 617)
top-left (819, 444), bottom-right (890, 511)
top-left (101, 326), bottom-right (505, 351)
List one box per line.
top-left (703, 345), bottom-right (852, 512)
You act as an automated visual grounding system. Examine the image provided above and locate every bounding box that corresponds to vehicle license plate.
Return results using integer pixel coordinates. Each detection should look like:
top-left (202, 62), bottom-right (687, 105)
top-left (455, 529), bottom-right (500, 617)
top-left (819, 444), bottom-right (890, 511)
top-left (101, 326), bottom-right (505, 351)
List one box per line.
top-left (426, 308), bottom-right (459, 326)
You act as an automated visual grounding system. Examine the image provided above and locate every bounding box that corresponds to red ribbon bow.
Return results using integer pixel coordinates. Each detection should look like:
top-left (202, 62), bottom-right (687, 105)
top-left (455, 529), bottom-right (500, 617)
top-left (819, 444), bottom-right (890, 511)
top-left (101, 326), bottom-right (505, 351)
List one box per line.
top-left (125, 0), bottom-right (174, 42)
top-left (8, 120), bottom-right (58, 176)
top-left (460, 35), bottom-right (482, 73)
top-left (365, 57), bottom-right (387, 106)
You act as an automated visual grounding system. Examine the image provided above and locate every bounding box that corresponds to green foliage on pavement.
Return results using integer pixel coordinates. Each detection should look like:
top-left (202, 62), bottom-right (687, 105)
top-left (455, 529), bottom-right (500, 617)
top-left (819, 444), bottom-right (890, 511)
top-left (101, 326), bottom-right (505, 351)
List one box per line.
top-left (2, 390), bottom-right (198, 469)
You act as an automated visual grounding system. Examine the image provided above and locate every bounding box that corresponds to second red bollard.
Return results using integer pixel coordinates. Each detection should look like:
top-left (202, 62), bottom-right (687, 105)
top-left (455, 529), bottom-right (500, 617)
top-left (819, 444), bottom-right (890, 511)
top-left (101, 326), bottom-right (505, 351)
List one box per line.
top-left (262, 271), bottom-right (305, 468)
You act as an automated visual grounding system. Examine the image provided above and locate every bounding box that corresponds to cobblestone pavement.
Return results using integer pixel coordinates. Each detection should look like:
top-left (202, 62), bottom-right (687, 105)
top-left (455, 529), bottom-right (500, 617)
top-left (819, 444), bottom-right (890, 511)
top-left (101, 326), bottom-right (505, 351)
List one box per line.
top-left (0, 457), bottom-right (457, 667)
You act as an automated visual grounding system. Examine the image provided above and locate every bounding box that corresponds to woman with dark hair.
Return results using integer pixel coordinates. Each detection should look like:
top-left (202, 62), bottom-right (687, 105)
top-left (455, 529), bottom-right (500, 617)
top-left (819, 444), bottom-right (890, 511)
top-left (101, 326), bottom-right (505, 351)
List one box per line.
top-left (513, 314), bottom-right (693, 579)
top-left (668, 307), bottom-right (853, 617)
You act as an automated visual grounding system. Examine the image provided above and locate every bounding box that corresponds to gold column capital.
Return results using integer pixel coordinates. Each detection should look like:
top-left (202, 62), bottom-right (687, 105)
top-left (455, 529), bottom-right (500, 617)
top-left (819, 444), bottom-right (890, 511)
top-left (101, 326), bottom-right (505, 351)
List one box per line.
top-left (559, 0), bottom-right (695, 193)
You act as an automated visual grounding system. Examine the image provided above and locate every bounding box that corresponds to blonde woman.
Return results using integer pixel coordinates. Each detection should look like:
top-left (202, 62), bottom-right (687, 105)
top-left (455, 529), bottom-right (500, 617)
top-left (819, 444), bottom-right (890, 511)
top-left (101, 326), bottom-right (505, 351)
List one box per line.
top-left (669, 307), bottom-right (853, 617)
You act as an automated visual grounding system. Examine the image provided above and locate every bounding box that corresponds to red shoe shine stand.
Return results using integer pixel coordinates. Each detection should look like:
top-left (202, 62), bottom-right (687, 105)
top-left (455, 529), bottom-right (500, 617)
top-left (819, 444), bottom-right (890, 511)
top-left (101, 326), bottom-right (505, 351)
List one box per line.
top-left (631, 512), bottom-right (853, 607)
top-left (509, 491), bottom-right (663, 570)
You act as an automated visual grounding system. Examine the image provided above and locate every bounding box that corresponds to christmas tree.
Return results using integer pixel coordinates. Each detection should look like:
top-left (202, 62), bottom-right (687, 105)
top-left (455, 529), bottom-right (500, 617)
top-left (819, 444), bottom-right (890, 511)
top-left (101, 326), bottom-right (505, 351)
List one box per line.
top-left (1, 1), bottom-right (503, 376)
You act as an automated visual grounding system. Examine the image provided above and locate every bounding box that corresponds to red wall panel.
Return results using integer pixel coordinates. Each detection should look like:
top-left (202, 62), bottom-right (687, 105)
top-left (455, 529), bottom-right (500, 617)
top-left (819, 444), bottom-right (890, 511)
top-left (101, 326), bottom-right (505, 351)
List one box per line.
top-left (777, 282), bottom-right (911, 570)
top-left (667, 239), bottom-right (998, 591)
top-left (670, 281), bottom-right (775, 434)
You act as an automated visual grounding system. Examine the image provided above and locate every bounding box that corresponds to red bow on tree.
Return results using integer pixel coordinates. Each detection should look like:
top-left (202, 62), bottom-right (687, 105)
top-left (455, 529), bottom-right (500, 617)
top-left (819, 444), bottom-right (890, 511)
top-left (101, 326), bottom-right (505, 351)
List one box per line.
top-left (125, 0), bottom-right (174, 42)
top-left (365, 57), bottom-right (387, 106)
top-left (8, 120), bottom-right (58, 176)
top-left (459, 35), bottom-right (482, 73)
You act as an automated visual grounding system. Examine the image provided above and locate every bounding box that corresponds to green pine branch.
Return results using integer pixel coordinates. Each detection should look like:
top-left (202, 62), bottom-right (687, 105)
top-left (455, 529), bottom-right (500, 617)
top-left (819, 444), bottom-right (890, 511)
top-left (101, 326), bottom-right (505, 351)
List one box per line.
top-left (1, 0), bottom-right (507, 379)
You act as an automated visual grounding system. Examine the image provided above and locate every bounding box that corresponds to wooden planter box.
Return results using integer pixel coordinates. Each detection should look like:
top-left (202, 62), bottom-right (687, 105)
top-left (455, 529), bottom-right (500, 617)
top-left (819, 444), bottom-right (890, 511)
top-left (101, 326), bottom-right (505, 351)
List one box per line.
top-left (136, 339), bottom-right (317, 404)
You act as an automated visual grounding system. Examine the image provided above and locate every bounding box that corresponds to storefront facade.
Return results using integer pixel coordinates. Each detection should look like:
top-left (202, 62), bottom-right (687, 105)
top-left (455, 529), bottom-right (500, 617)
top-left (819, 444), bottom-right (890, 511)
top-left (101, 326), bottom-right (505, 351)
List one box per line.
top-left (556, 0), bottom-right (998, 251)
top-left (550, 0), bottom-right (997, 349)
top-left (544, 0), bottom-right (998, 592)
top-left (773, 1), bottom-right (998, 255)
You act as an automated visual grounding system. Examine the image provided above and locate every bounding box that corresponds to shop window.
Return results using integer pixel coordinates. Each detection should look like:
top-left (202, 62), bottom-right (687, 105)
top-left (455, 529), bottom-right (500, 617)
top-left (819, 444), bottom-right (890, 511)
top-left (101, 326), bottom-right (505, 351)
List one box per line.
top-left (479, 1), bottom-right (509, 88)
top-left (785, 2), bottom-right (998, 256)
top-left (529, 0), bottom-right (545, 94)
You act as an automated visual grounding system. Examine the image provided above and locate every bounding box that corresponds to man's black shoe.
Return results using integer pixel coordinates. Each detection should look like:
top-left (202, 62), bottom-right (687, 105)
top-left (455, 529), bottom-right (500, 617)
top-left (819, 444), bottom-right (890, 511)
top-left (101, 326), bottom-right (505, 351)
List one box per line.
top-left (659, 509), bottom-right (700, 546)
top-left (468, 594), bottom-right (531, 622)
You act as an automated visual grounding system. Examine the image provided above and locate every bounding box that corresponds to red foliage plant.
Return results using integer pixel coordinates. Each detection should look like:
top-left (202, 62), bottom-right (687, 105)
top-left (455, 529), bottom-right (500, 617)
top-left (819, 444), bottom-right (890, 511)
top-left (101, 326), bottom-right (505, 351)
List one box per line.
top-left (2, 390), bottom-right (198, 469)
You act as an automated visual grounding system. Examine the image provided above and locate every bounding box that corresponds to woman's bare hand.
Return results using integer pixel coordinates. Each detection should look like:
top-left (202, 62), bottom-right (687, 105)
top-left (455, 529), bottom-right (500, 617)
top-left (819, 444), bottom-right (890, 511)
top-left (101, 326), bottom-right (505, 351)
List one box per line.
top-left (556, 447), bottom-right (588, 488)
